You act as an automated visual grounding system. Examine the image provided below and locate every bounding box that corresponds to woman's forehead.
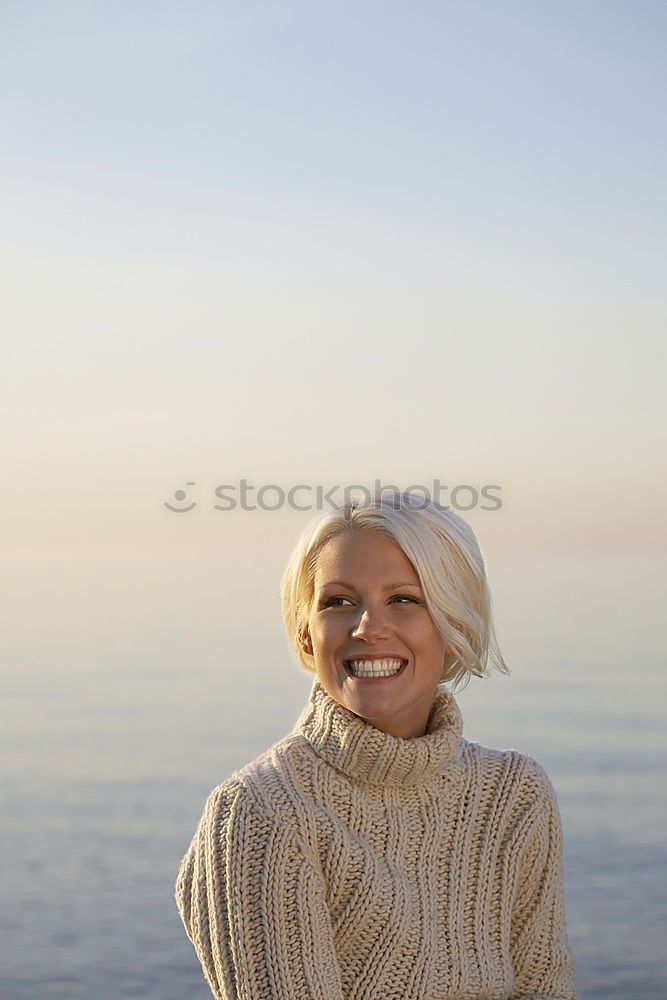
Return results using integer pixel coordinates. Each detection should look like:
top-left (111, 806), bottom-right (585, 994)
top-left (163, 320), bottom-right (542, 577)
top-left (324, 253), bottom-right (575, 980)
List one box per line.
top-left (313, 531), bottom-right (418, 583)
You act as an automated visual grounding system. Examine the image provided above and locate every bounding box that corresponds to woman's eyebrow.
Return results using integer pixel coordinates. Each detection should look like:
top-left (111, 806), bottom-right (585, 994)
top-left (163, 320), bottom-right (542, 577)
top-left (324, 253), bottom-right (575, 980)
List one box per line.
top-left (318, 580), bottom-right (422, 590)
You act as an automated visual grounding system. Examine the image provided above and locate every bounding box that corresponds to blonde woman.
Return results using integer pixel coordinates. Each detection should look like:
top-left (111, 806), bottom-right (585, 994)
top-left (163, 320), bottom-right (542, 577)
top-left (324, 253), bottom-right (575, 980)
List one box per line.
top-left (175, 492), bottom-right (577, 1000)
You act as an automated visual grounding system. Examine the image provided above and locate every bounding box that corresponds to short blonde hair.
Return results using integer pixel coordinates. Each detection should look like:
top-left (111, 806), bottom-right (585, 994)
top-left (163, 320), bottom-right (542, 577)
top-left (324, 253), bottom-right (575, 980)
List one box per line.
top-left (280, 491), bottom-right (509, 690)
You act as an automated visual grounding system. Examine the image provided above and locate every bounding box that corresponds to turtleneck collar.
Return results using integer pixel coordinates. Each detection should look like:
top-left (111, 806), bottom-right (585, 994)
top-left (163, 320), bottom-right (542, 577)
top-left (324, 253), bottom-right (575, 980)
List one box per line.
top-left (289, 678), bottom-right (464, 787)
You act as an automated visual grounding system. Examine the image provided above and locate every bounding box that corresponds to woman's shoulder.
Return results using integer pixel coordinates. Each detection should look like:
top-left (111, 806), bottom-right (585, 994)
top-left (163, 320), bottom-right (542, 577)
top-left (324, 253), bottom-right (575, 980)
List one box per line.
top-left (460, 737), bottom-right (559, 810)
top-left (199, 731), bottom-right (314, 827)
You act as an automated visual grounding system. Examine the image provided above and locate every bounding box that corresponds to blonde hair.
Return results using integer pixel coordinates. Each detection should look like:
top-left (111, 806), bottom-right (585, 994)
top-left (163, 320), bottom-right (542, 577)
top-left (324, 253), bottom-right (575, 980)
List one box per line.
top-left (280, 491), bottom-right (509, 690)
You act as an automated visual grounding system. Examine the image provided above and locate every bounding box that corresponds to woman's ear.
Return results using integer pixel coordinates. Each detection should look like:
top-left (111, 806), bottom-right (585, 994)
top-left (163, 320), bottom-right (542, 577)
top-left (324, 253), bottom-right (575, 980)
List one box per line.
top-left (298, 627), bottom-right (313, 656)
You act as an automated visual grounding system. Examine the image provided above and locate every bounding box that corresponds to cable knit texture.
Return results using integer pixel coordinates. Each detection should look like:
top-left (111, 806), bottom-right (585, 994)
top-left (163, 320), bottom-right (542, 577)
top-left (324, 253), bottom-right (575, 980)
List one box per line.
top-left (175, 679), bottom-right (577, 1000)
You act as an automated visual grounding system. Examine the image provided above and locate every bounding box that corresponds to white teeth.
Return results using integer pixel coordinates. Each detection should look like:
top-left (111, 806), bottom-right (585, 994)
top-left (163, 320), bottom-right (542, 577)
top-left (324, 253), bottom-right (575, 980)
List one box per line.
top-left (347, 658), bottom-right (404, 677)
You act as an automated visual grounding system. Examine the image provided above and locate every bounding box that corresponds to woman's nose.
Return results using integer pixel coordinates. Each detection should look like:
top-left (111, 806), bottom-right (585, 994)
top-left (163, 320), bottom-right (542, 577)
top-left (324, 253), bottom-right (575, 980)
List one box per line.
top-left (351, 606), bottom-right (389, 641)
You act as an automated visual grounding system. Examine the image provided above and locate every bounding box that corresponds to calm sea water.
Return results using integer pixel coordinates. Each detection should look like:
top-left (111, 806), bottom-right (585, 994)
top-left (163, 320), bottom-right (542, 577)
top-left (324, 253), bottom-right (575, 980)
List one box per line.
top-left (1, 552), bottom-right (665, 999)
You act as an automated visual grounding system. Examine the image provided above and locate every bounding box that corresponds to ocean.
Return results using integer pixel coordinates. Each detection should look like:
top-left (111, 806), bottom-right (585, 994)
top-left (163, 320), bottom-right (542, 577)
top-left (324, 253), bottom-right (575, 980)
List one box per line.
top-left (1, 552), bottom-right (665, 998)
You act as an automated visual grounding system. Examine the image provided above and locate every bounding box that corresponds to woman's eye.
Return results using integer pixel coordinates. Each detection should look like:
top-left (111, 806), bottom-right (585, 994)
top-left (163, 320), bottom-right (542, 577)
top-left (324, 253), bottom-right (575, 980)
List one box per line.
top-left (317, 594), bottom-right (421, 609)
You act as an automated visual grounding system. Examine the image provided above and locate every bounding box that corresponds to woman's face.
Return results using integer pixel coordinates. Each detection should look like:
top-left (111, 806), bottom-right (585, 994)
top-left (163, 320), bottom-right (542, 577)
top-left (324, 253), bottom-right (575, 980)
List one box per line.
top-left (302, 529), bottom-right (449, 739)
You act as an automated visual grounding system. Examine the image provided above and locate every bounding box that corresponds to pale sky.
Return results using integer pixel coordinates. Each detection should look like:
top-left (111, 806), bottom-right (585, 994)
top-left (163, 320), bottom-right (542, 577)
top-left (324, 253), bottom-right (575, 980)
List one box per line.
top-left (2, 0), bottom-right (665, 559)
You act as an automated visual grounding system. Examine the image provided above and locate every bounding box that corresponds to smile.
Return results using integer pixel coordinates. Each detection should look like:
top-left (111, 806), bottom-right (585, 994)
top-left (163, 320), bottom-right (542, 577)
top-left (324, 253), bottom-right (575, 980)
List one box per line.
top-left (344, 657), bottom-right (408, 679)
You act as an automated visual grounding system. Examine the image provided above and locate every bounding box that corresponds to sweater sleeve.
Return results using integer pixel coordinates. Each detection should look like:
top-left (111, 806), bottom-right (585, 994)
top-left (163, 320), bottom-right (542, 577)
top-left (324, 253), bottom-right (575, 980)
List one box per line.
top-left (174, 778), bottom-right (346, 1000)
top-left (509, 765), bottom-right (578, 1000)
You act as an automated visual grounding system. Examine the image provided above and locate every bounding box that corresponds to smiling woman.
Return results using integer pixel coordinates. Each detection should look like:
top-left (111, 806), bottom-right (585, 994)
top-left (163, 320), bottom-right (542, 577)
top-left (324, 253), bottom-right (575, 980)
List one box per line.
top-left (175, 491), bottom-right (578, 1000)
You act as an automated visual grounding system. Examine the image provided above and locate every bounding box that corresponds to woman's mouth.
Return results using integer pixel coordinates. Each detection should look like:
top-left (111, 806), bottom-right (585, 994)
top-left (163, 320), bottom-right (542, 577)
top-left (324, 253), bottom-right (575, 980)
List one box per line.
top-left (344, 657), bottom-right (408, 679)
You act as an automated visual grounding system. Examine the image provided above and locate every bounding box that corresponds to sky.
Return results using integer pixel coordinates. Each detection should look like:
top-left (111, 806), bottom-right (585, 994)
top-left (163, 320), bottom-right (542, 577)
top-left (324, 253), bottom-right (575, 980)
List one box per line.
top-left (2, 0), bottom-right (666, 561)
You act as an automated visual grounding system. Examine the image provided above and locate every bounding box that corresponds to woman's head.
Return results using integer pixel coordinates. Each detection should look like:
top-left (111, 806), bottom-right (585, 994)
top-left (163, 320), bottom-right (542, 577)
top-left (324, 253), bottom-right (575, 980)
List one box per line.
top-left (280, 491), bottom-right (509, 735)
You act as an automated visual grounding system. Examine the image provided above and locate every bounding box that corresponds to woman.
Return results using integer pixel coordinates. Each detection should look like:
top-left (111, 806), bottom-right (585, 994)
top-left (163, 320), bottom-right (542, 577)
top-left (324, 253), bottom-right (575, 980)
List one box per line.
top-left (175, 492), bottom-right (577, 1000)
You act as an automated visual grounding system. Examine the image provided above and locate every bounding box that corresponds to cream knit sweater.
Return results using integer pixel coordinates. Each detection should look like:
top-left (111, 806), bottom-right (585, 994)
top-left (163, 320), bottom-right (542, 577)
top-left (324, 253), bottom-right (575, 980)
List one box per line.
top-left (175, 679), bottom-right (577, 1000)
